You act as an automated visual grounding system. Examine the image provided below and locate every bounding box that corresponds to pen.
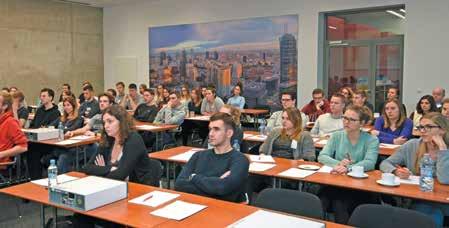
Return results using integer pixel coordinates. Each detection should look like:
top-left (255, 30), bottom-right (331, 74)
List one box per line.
top-left (143, 194), bottom-right (153, 202)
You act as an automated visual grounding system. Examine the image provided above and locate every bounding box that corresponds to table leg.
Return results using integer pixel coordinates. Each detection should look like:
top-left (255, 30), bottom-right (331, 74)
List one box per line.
top-left (40, 204), bottom-right (45, 228)
top-left (53, 207), bottom-right (58, 228)
top-left (272, 177), bottom-right (277, 188)
top-left (75, 147), bottom-right (79, 171)
top-left (155, 132), bottom-right (161, 151)
top-left (165, 161), bottom-right (171, 189)
top-left (83, 146), bottom-right (87, 167)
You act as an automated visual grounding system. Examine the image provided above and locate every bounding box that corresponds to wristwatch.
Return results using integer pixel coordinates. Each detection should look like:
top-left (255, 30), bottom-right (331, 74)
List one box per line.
top-left (188, 173), bottom-right (196, 181)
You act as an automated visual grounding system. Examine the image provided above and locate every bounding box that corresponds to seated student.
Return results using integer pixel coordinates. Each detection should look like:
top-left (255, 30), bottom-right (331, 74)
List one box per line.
top-left (188, 88), bottom-right (202, 115)
top-left (11, 91), bottom-right (29, 128)
top-left (57, 90), bottom-right (71, 114)
top-left (339, 86), bottom-right (354, 105)
top-left (114, 81), bottom-right (126, 105)
top-left (133, 89), bottom-right (158, 122)
top-left (79, 85), bottom-right (100, 119)
top-left (106, 88), bottom-right (116, 100)
top-left (77, 81), bottom-right (91, 105)
top-left (30, 88), bottom-right (60, 128)
top-left (75, 105), bottom-right (156, 228)
top-left (58, 83), bottom-right (76, 103)
top-left (123, 83), bottom-right (144, 111)
top-left (371, 99), bottom-right (413, 144)
top-left (227, 83), bottom-right (245, 109)
top-left (154, 84), bottom-right (164, 106)
top-left (352, 89), bottom-right (374, 114)
top-left (380, 112), bottom-right (449, 227)
top-left (139, 83), bottom-right (147, 96)
top-left (66, 93), bottom-right (114, 137)
top-left (180, 84), bottom-right (191, 108)
top-left (301, 88), bottom-right (331, 122)
top-left (260, 107), bottom-right (315, 160)
top-left (432, 87), bottom-right (445, 110)
top-left (219, 104), bottom-right (244, 146)
top-left (267, 91), bottom-right (308, 129)
top-left (376, 87), bottom-right (406, 114)
top-left (50, 97), bottom-right (83, 131)
top-left (159, 88), bottom-right (170, 108)
top-left (174, 112), bottom-right (249, 203)
top-left (152, 91), bottom-right (185, 147)
top-left (310, 93), bottom-right (345, 137)
top-left (201, 87), bottom-right (224, 115)
top-left (0, 92), bottom-right (28, 163)
top-left (317, 105), bottom-right (379, 224)
top-left (410, 95), bottom-right (439, 128)
top-left (48, 97), bottom-right (84, 173)
top-left (441, 98), bottom-right (449, 120)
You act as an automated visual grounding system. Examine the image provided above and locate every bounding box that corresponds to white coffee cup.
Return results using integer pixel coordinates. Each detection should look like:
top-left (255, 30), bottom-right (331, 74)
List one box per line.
top-left (352, 166), bottom-right (364, 176)
top-left (382, 173), bottom-right (396, 184)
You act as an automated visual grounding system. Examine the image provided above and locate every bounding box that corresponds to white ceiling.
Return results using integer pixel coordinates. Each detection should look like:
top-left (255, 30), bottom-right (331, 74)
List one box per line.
top-left (56, 0), bottom-right (148, 8)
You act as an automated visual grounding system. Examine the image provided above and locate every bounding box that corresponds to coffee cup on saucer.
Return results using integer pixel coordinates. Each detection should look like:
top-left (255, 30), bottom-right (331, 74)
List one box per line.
top-left (381, 173), bottom-right (396, 185)
top-left (351, 166), bottom-right (364, 177)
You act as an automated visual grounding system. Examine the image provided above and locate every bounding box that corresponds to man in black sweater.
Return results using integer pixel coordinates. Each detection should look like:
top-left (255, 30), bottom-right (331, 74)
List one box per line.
top-left (133, 88), bottom-right (158, 122)
top-left (30, 88), bottom-right (60, 128)
top-left (175, 112), bottom-right (249, 203)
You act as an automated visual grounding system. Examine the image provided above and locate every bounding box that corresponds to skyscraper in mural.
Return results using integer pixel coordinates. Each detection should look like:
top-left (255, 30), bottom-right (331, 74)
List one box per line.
top-left (279, 33), bottom-right (297, 84)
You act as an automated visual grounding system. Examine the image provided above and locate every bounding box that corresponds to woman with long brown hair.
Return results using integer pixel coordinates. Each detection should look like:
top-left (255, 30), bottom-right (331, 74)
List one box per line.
top-left (51, 96), bottom-right (83, 132)
top-left (371, 99), bottom-right (413, 144)
top-left (82, 105), bottom-right (155, 183)
top-left (260, 107), bottom-right (315, 160)
top-left (380, 112), bottom-right (449, 227)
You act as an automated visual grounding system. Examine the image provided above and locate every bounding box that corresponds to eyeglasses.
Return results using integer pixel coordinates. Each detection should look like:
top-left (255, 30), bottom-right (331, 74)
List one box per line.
top-left (342, 116), bottom-right (360, 122)
top-left (416, 125), bottom-right (440, 132)
top-left (169, 97), bottom-right (177, 100)
top-left (281, 98), bottom-right (292, 102)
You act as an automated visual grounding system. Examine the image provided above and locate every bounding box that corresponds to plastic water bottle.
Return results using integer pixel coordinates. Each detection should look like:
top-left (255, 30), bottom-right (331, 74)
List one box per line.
top-left (48, 159), bottom-right (58, 188)
top-left (58, 122), bottom-right (64, 141)
top-left (233, 139), bottom-right (240, 152)
top-left (259, 119), bottom-right (266, 136)
top-left (419, 153), bottom-right (434, 192)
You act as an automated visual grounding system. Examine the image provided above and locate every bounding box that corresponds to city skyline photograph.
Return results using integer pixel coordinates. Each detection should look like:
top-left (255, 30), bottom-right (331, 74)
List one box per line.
top-left (149, 14), bottom-right (298, 110)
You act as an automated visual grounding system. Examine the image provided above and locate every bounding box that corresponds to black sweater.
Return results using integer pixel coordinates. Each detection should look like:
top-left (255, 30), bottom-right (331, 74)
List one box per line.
top-left (174, 148), bottom-right (249, 202)
top-left (133, 103), bottom-right (158, 122)
top-left (82, 132), bottom-right (154, 185)
top-left (50, 116), bottom-right (84, 132)
top-left (30, 104), bottom-right (60, 128)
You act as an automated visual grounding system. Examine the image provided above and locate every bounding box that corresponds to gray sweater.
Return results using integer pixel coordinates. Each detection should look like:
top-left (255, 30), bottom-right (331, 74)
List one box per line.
top-left (154, 103), bottom-right (185, 125)
top-left (201, 97), bottom-right (224, 114)
top-left (380, 138), bottom-right (449, 184)
top-left (259, 127), bottom-right (315, 161)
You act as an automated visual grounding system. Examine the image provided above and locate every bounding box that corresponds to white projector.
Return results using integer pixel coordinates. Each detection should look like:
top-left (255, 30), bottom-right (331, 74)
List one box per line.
top-left (22, 128), bottom-right (60, 141)
top-left (49, 176), bottom-right (128, 211)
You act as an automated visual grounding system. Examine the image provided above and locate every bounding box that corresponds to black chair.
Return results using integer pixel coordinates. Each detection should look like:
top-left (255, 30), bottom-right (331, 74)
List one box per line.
top-left (253, 188), bottom-right (323, 219)
top-left (348, 204), bottom-right (437, 228)
top-left (145, 159), bottom-right (163, 187)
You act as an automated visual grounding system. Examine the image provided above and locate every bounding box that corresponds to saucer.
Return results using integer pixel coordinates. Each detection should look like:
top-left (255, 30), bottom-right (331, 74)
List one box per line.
top-left (376, 179), bottom-right (400, 187)
top-left (298, 164), bottom-right (320, 171)
top-left (347, 172), bottom-right (369, 179)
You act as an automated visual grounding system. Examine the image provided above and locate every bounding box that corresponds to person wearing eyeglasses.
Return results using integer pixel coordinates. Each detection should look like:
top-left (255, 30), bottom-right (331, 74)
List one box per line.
top-left (380, 112), bottom-right (449, 227)
top-left (301, 88), bottom-right (331, 122)
top-left (267, 91), bottom-right (308, 130)
top-left (371, 99), bottom-right (413, 145)
top-left (317, 105), bottom-right (379, 224)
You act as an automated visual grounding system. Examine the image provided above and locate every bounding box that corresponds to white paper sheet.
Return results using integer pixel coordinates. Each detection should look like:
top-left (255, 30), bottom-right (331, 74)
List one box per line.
top-left (277, 168), bottom-right (317, 179)
top-left (249, 163), bottom-right (276, 172)
top-left (150, 200), bottom-right (207, 220)
top-left (189, 116), bottom-right (210, 121)
top-left (136, 125), bottom-right (159, 130)
top-left (54, 139), bottom-right (80, 145)
top-left (169, 148), bottom-right (203, 162)
top-left (227, 210), bottom-right (325, 228)
top-left (70, 135), bottom-right (94, 140)
top-left (379, 143), bottom-right (401, 149)
top-left (129, 190), bottom-right (180, 207)
top-left (31, 174), bottom-right (79, 187)
top-left (397, 175), bottom-right (420, 185)
top-left (317, 165), bottom-right (333, 173)
top-left (248, 155), bottom-right (275, 163)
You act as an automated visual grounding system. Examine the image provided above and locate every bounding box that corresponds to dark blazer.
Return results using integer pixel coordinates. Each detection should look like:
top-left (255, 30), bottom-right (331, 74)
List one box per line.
top-left (82, 132), bottom-right (157, 185)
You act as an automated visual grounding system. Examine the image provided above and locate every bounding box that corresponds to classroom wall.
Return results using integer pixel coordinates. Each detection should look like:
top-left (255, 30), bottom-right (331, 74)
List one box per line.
top-left (103, 0), bottom-right (449, 111)
top-left (0, 0), bottom-right (103, 104)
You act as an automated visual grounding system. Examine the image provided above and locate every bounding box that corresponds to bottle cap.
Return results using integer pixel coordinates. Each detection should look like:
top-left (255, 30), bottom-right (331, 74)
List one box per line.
top-left (50, 159), bottom-right (56, 165)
